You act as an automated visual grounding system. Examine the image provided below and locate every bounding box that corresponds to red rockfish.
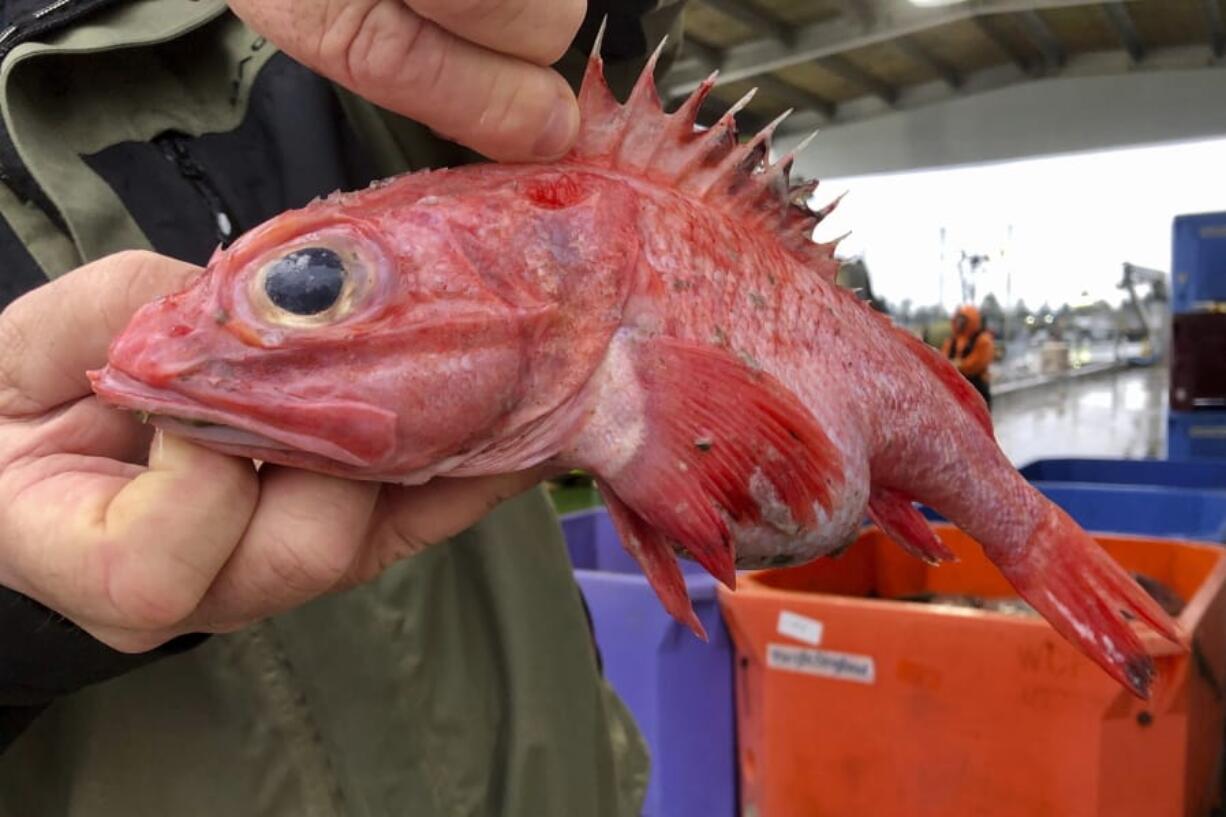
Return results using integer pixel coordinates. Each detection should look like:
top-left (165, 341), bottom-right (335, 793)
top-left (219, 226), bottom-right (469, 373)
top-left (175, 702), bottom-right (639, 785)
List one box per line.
top-left (90, 33), bottom-right (1182, 697)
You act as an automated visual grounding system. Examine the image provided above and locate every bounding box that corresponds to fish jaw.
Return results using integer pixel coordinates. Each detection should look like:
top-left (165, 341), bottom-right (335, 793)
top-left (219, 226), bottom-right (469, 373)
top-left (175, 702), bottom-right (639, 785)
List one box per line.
top-left (89, 366), bottom-right (398, 471)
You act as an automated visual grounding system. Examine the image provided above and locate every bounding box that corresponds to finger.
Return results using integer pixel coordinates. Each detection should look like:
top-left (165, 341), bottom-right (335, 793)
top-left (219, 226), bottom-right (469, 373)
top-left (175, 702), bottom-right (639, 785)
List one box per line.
top-left (0, 250), bottom-right (200, 416)
top-left (229, 0), bottom-right (579, 162)
top-left (190, 467), bottom-right (380, 628)
top-left (1, 397), bottom-right (154, 465)
top-left (78, 432), bottom-right (257, 630)
top-left (348, 467), bottom-right (547, 584)
top-left (408, 0), bottom-right (585, 65)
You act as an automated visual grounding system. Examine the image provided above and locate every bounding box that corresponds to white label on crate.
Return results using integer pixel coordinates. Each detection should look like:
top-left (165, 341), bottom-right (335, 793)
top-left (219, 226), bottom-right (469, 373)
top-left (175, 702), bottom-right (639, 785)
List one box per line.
top-left (776, 610), bottom-right (823, 646)
top-left (766, 644), bottom-right (876, 684)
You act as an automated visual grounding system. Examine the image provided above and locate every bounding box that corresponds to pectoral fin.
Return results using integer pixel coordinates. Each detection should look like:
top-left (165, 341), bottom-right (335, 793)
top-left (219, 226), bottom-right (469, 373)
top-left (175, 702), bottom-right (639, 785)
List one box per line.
top-left (570, 331), bottom-right (845, 626)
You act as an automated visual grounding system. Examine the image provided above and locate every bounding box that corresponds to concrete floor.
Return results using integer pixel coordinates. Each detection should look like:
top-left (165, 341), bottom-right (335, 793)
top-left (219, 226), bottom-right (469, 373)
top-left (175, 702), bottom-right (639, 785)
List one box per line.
top-left (993, 365), bottom-right (1169, 466)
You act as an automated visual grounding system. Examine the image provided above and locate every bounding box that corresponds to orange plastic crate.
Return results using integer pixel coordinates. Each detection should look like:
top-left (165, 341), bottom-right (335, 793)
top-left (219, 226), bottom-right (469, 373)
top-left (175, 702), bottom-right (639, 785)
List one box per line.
top-left (718, 525), bottom-right (1226, 817)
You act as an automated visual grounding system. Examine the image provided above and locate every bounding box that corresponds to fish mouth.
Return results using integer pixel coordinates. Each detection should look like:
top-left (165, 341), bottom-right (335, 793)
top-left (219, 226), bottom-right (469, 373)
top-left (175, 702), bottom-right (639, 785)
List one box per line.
top-left (140, 414), bottom-right (296, 453)
top-left (88, 367), bottom-right (391, 469)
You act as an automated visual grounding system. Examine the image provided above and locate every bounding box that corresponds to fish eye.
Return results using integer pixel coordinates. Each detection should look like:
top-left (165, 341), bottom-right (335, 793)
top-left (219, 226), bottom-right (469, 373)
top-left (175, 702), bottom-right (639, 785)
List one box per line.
top-left (263, 248), bottom-right (346, 316)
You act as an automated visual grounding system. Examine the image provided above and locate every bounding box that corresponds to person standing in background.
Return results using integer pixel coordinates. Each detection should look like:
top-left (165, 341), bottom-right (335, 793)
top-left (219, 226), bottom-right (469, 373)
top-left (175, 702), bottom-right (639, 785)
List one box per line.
top-left (942, 304), bottom-right (995, 409)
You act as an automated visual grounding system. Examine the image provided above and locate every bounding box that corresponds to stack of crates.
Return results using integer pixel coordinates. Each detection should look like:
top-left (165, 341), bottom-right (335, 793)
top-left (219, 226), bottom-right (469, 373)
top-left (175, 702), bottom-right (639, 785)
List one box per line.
top-left (1169, 211), bottom-right (1226, 459)
top-left (555, 457), bottom-right (1226, 817)
top-left (718, 456), bottom-right (1226, 817)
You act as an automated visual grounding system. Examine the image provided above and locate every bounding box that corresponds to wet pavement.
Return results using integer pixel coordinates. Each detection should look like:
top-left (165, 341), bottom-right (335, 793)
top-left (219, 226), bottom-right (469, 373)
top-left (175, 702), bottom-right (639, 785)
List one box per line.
top-left (993, 365), bottom-right (1169, 466)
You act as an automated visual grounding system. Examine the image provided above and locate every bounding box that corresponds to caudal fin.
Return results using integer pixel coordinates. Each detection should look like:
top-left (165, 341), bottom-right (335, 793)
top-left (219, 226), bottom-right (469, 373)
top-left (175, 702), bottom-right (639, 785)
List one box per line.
top-left (991, 507), bottom-right (1183, 698)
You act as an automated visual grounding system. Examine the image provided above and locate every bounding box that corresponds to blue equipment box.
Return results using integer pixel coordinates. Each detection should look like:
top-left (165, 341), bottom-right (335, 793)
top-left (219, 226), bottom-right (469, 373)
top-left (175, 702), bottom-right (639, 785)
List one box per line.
top-left (1172, 211), bottom-right (1226, 314)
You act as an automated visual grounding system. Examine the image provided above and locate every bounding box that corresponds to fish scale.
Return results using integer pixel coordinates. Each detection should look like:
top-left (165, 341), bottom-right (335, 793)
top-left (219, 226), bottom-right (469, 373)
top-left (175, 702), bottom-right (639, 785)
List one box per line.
top-left (91, 26), bottom-right (1182, 698)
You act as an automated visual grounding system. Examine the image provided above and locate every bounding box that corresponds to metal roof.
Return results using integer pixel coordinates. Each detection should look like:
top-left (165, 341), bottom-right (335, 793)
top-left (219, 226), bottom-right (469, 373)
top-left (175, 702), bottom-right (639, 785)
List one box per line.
top-left (670, 0), bottom-right (1226, 137)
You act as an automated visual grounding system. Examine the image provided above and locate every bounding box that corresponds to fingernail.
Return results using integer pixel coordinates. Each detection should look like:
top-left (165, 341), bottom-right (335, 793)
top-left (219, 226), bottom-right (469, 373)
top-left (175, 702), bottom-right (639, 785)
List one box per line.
top-left (150, 429), bottom-right (190, 468)
top-left (151, 428), bottom-right (165, 463)
top-left (532, 93), bottom-right (579, 160)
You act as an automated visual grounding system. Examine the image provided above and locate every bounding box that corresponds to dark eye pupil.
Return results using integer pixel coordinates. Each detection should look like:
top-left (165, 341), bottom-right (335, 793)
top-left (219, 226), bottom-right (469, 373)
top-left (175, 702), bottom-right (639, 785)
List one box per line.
top-left (264, 248), bottom-right (345, 315)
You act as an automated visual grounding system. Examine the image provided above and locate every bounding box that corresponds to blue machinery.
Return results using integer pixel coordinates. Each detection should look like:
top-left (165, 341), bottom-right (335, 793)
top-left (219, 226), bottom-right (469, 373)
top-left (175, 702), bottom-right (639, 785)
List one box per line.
top-left (1168, 211), bottom-right (1226, 460)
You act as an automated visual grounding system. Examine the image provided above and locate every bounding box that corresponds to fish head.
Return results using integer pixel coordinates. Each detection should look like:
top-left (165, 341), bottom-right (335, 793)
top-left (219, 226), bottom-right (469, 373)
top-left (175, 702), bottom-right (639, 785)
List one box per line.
top-left (89, 190), bottom-right (550, 479)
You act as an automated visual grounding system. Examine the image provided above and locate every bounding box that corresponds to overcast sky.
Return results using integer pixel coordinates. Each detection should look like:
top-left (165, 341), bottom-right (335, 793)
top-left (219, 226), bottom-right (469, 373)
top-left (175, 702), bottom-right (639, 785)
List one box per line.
top-left (812, 135), bottom-right (1226, 313)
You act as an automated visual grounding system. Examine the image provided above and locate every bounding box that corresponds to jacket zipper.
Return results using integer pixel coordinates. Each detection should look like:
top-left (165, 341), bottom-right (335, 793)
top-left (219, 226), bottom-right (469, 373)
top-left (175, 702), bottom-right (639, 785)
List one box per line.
top-left (154, 132), bottom-right (241, 247)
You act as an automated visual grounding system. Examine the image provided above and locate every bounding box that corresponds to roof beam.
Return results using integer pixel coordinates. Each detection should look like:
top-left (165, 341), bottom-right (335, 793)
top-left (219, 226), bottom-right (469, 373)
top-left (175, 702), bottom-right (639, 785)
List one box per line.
top-left (698, 0), bottom-right (791, 44)
top-left (894, 35), bottom-right (962, 89)
top-left (1017, 9), bottom-right (1067, 69)
top-left (819, 55), bottom-right (897, 104)
top-left (1207, 0), bottom-right (1225, 58)
top-left (772, 43), bottom-right (1226, 149)
top-left (682, 36), bottom-right (726, 71)
top-left (1101, 2), bottom-right (1145, 63)
top-left (754, 74), bottom-right (836, 119)
top-left (664, 0), bottom-right (1106, 96)
top-left (973, 15), bottom-right (1038, 75)
top-left (676, 36), bottom-right (836, 121)
top-left (694, 91), bottom-right (770, 134)
top-left (835, 0), bottom-right (876, 30)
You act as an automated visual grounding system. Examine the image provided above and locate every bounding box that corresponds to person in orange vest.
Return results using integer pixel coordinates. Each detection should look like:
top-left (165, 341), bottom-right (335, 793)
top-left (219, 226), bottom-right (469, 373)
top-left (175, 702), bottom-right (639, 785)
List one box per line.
top-left (941, 305), bottom-right (996, 409)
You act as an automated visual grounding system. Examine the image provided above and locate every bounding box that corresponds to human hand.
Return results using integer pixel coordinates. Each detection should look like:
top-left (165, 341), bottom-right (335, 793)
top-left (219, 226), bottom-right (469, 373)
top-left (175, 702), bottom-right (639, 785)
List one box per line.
top-left (227, 0), bottom-right (587, 162)
top-left (0, 251), bottom-right (543, 652)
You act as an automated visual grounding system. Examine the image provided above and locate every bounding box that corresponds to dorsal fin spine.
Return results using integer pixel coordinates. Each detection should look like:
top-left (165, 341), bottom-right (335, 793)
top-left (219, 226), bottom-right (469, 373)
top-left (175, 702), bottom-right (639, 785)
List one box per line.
top-left (570, 30), bottom-right (838, 281)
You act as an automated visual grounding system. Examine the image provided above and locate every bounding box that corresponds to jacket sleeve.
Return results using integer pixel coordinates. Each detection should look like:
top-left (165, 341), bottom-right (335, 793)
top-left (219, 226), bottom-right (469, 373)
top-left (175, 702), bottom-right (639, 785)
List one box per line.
top-left (957, 333), bottom-right (995, 378)
top-left (0, 586), bottom-right (208, 749)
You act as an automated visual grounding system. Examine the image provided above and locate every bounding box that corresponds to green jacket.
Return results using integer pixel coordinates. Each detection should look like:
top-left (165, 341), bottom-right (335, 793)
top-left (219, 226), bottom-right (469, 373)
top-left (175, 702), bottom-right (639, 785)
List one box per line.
top-left (0, 1), bottom-right (686, 814)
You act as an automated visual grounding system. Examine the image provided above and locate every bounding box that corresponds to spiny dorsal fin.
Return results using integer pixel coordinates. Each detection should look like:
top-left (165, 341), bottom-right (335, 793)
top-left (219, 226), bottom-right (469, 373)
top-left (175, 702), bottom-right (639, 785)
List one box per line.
top-left (569, 24), bottom-right (841, 279)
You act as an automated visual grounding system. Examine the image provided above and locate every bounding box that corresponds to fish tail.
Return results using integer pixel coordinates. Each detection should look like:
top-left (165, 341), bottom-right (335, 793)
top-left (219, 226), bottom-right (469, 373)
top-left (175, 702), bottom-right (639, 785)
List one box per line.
top-left (987, 504), bottom-right (1183, 698)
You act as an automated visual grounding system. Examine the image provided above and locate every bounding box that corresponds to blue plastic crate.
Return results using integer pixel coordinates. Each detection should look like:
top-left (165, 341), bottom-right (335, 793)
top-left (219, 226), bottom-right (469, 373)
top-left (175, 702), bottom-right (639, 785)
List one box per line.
top-left (561, 507), bottom-right (736, 817)
top-left (922, 482), bottom-right (1226, 542)
top-left (1172, 211), bottom-right (1226, 314)
top-left (1018, 457), bottom-right (1226, 490)
top-left (1169, 410), bottom-right (1226, 461)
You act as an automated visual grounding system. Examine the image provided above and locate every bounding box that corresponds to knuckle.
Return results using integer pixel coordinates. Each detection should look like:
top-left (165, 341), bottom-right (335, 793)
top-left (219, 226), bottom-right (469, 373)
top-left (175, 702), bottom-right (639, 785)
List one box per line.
top-left (100, 539), bottom-right (208, 630)
top-left (106, 250), bottom-right (196, 310)
top-left (339, 5), bottom-right (434, 92)
top-left (110, 578), bottom-right (201, 631)
top-left (265, 545), bottom-right (341, 597)
top-left (263, 529), bottom-right (355, 597)
top-left (384, 515), bottom-right (434, 564)
top-left (419, 0), bottom-right (579, 63)
top-left (539, 0), bottom-right (585, 63)
top-left (93, 249), bottom-right (163, 298)
top-left (482, 70), bottom-right (537, 140)
top-left (397, 21), bottom-right (448, 101)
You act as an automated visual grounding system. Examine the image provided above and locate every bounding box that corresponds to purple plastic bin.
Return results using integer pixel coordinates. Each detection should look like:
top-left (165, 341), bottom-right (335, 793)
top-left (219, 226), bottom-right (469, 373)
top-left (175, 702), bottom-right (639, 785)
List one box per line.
top-left (561, 507), bottom-right (737, 817)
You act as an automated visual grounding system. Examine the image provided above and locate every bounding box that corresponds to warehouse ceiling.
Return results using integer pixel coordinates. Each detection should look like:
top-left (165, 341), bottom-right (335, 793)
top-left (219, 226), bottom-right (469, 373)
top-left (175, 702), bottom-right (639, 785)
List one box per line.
top-left (672, 0), bottom-right (1226, 136)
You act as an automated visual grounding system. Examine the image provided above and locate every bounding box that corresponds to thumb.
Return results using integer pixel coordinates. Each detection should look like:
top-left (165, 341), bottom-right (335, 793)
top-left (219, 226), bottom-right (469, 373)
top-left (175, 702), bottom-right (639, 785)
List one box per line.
top-left (0, 250), bottom-right (200, 415)
top-left (92, 429), bottom-right (258, 632)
